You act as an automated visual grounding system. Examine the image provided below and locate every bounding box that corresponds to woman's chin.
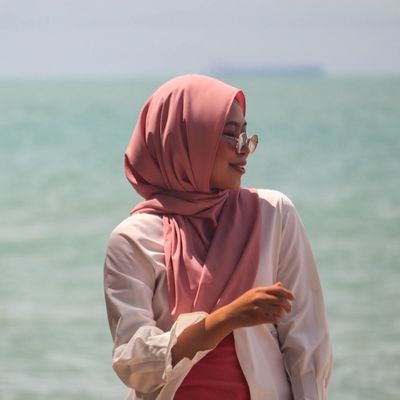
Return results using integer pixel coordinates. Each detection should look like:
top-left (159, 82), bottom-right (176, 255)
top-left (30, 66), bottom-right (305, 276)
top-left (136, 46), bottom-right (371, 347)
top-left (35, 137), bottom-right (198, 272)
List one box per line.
top-left (209, 173), bottom-right (242, 191)
top-left (218, 180), bottom-right (242, 191)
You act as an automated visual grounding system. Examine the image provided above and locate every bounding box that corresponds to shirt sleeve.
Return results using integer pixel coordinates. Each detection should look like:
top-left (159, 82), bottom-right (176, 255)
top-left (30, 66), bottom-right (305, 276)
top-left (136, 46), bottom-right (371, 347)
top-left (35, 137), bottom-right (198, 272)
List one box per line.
top-left (276, 196), bottom-right (333, 400)
top-left (104, 223), bottom-right (211, 395)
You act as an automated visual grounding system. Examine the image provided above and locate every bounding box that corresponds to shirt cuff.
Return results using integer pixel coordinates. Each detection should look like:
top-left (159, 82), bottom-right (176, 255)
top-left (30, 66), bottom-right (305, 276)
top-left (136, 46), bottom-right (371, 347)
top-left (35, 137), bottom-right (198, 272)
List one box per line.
top-left (163, 311), bottom-right (213, 383)
top-left (290, 371), bottom-right (330, 400)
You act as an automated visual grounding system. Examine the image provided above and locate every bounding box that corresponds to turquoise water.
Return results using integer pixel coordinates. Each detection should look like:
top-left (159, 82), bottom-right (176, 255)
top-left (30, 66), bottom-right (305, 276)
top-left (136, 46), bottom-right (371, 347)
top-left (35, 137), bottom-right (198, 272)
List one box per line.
top-left (1, 77), bottom-right (399, 399)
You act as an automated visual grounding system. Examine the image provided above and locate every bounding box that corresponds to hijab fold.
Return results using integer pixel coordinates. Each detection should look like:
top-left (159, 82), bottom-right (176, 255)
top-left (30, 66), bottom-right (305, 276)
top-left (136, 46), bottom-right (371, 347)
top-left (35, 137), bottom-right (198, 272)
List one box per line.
top-left (124, 74), bottom-right (261, 319)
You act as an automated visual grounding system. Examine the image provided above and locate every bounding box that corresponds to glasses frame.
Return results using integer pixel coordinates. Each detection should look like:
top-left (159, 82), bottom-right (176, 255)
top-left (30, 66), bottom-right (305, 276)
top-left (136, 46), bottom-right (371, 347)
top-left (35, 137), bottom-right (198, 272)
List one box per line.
top-left (223, 132), bottom-right (259, 154)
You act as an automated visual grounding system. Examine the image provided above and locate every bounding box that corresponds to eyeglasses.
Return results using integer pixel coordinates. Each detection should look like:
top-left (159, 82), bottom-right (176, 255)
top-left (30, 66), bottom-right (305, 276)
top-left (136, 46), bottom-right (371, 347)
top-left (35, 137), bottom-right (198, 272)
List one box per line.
top-left (222, 132), bottom-right (259, 154)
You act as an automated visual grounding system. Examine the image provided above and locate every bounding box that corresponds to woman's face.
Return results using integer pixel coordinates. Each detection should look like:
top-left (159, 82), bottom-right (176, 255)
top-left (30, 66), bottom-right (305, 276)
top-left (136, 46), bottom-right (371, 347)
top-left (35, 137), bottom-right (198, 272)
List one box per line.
top-left (210, 100), bottom-right (249, 190)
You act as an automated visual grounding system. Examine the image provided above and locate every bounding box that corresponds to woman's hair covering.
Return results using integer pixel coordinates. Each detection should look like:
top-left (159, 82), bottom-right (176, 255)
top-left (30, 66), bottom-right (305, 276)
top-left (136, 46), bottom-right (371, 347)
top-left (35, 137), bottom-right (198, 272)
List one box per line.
top-left (125, 74), bottom-right (260, 318)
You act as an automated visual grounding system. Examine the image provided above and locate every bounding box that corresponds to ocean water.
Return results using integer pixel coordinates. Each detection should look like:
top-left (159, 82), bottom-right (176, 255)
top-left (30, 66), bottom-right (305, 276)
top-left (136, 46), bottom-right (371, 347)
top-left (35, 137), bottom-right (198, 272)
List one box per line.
top-left (1, 76), bottom-right (399, 399)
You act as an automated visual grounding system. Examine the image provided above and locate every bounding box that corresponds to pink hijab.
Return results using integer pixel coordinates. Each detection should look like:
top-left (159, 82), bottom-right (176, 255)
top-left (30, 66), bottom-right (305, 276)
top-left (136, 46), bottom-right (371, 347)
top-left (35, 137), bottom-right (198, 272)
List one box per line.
top-left (124, 74), bottom-right (261, 319)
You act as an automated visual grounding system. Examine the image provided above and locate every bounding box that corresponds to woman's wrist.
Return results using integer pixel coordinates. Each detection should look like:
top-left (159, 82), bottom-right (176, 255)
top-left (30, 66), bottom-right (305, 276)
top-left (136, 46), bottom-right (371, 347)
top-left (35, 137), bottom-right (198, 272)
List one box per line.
top-left (205, 304), bottom-right (238, 338)
top-left (171, 307), bottom-right (234, 366)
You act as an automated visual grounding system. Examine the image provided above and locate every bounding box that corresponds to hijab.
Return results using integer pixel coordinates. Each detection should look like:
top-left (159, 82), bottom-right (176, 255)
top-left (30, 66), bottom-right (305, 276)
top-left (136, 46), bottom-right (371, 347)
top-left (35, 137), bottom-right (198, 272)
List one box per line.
top-left (124, 74), bottom-right (261, 319)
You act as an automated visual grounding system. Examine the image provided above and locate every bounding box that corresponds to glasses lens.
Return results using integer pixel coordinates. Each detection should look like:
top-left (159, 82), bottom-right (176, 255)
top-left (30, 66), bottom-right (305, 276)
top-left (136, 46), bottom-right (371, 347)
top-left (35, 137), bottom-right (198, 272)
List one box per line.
top-left (248, 135), bottom-right (258, 153)
top-left (236, 133), bottom-right (247, 153)
top-left (229, 132), bottom-right (258, 154)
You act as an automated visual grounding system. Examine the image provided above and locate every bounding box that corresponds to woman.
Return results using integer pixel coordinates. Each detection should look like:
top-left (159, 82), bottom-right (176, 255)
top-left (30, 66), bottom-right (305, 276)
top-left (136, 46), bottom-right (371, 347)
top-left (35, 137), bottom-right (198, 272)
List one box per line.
top-left (104, 74), bottom-right (332, 399)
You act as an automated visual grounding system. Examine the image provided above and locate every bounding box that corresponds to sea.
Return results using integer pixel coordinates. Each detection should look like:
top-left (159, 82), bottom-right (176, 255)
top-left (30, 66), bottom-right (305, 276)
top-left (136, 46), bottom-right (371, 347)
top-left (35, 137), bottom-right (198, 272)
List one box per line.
top-left (1, 76), bottom-right (399, 399)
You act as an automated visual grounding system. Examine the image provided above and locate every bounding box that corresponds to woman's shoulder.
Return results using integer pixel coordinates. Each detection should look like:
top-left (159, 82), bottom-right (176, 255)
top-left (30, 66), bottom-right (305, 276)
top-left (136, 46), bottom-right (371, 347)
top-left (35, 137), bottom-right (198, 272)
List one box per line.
top-left (105, 213), bottom-right (164, 285)
top-left (255, 188), bottom-right (295, 210)
top-left (254, 189), bottom-right (302, 232)
top-left (108, 213), bottom-right (163, 249)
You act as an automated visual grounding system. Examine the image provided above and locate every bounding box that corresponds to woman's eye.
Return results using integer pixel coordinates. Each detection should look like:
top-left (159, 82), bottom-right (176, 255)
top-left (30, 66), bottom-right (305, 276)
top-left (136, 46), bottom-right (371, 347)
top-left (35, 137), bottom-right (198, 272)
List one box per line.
top-left (223, 132), bottom-right (236, 138)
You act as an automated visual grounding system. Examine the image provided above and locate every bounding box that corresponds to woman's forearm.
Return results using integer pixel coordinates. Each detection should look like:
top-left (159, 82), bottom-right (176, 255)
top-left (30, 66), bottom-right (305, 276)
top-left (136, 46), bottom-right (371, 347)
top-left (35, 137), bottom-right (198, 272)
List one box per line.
top-left (171, 306), bottom-right (234, 366)
top-left (171, 283), bottom-right (294, 366)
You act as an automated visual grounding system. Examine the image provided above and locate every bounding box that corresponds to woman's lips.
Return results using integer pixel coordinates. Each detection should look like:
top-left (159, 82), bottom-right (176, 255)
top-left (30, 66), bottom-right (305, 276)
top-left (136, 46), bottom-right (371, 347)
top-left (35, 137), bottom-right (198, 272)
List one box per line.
top-left (230, 162), bottom-right (246, 174)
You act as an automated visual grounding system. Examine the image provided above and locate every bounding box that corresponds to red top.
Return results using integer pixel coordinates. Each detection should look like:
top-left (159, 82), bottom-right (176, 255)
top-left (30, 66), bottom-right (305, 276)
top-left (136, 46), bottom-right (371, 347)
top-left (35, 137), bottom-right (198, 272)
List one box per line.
top-left (174, 333), bottom-right (250, 399)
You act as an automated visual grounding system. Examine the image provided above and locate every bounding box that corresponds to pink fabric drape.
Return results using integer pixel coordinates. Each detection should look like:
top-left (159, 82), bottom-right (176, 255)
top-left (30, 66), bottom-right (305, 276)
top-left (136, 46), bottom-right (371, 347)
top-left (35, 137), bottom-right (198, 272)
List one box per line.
top-left (124, 74), bottom-right (261, 318)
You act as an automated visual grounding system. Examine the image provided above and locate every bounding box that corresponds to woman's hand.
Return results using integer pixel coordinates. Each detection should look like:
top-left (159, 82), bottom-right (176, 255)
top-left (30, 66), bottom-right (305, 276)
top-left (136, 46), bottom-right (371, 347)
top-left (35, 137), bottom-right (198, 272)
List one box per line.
top-left (171, 282), bottom-right (294, 366)
top-left (221, 282), bottom-right (295, 329)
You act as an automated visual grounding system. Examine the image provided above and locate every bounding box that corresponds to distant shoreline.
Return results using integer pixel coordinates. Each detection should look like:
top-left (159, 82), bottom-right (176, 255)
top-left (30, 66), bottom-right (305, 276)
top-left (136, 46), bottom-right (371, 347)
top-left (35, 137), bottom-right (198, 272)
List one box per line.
top-left (1, 72), bottom-right (400, 82)
top-left (210, 65), bottom-right (325, 78)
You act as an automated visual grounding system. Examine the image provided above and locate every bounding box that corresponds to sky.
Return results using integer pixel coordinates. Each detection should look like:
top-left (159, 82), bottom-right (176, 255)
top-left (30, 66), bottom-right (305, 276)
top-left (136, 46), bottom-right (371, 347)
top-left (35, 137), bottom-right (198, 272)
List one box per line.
top-left (1, 0), bottom-right (400, 77)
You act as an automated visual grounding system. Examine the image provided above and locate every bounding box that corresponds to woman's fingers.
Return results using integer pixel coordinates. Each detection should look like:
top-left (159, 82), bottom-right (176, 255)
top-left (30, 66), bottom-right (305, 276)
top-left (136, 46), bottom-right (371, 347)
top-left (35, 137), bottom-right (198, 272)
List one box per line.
top-left (275, 299), bottom-right (292, 313)
top-left (226, 283), bottom-right (295, 329)
top-left (263, 298), bottom-right (292, 314)
top-left (255, 284), bottom-right (294, 314)
top-left (266, 283), bottom-right (295, 301)
top-left (254, 294), bottom-right (292, 312)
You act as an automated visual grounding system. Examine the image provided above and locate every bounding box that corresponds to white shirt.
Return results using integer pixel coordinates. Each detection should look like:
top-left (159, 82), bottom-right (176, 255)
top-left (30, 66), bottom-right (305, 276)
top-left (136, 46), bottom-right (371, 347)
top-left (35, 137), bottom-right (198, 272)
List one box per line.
top-left (104, 189), bottom-right (333, 400)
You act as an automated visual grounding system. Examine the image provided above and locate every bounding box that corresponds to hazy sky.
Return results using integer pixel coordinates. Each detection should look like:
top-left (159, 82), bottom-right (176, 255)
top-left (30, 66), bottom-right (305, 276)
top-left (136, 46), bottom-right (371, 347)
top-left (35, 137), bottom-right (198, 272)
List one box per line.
top-left (1, 0), bottom-right (400, 77)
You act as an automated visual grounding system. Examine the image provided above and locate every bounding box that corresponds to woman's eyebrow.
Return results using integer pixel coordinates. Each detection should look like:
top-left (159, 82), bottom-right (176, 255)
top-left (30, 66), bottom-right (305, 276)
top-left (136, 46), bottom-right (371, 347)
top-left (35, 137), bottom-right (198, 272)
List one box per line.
top-left (224, 121), bottom-right (247, 128)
